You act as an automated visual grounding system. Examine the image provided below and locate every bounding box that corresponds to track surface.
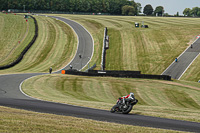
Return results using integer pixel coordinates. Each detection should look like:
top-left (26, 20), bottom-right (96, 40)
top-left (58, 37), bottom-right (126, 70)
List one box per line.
top-left (162, 38), bottom-right (200, 79)
top-left (0, 16), bottom-right (200, 132)
top-left (50, 16), bottom-right (94, 72)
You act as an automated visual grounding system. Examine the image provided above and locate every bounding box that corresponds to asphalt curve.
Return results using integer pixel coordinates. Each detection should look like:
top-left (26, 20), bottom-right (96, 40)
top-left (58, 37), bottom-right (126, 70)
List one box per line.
top-left (162, 38), bottom-right (200, 79)
top-left (0, 16), bottom-right (200, 132)
top-left (50, 16), bottom-right (94, 72)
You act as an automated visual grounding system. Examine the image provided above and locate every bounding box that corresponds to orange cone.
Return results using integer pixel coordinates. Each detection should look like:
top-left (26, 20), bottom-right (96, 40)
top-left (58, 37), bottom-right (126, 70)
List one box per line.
top-left (61, 70), bottom-right (65, 74)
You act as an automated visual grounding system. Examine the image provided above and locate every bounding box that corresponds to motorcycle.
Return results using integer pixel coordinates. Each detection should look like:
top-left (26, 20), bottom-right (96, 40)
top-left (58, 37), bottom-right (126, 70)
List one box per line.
top-left (110, 97), bottom-right (138, 114)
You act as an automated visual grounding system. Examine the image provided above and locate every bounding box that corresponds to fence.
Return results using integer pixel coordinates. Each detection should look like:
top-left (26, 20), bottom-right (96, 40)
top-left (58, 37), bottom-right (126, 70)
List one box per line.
top-left (62, 69), bottom-right (171, 81)
top-left (101, 27), bottom-right (107, 70)
top-left (88, 70), bottom-right (141, 75)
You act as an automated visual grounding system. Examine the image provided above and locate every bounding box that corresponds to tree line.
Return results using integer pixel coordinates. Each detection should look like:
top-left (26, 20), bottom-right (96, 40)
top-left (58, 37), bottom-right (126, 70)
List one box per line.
top-left (143, 4), bottom-right (200, 17)
top-left (183, 7), bottom-right (200, 17)
top-left (143, 4), bottom-right (164, 16)
top-left (0, 0), bottom-right (141, 15)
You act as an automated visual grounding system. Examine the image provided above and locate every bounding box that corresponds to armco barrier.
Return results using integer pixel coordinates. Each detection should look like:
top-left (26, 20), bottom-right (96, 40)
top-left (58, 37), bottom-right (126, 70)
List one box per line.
top-left (62, 70), bottom-right (171, 81)
top-left (88, 70), bottom-right (141, 75)
top-left (101, 27), bottom-right (107, 70)
top-left (0, 16), bottom-right (38, 70)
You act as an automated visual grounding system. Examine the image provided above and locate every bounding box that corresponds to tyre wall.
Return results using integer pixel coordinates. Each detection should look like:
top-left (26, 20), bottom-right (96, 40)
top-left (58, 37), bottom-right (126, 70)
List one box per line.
top-left (0, 15), bottom-right (38, 70)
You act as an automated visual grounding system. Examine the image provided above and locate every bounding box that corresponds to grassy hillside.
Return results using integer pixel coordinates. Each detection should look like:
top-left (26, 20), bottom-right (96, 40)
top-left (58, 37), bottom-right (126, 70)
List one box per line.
top-left (22, 74), bottom-right (200, 123)
top-left (0, 15), bottom-right (77, 74)
top-left (0, 106), bottom-right (183, 133)
top-left (1, 14), bottom-right (199, 81)
top-left (0, 13), bottom-right (35, 66)
top-left (55, 15), bottom-right (200, 81)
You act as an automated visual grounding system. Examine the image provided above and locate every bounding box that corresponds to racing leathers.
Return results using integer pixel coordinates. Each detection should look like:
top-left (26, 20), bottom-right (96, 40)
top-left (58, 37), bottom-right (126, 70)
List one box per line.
top-left (117, 93), bottom-right (135, 105)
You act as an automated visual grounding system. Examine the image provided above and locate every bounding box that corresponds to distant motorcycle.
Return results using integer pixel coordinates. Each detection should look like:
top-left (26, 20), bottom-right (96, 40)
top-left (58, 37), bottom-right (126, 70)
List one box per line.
top-left (110, 97), bottom-right (138, 114)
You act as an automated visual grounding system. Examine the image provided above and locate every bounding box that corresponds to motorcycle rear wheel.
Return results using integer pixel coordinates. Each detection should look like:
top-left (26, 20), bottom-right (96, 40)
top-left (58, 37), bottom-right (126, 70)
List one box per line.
top-left (122, 105), bottom-right (133, 114)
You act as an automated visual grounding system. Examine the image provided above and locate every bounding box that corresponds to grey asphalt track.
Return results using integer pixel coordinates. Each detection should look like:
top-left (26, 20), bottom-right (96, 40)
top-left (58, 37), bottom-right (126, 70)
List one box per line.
top-left (50, 16), bottom-right (94, 72)
top-left (0, 16), bottom-right (200, 132)
top-left (162, 38), bottom-right (200, 79)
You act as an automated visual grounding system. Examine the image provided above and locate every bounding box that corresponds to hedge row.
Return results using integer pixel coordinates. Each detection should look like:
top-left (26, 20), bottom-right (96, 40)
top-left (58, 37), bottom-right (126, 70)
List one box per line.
top-left (0, 15), bottom-right (38, 70)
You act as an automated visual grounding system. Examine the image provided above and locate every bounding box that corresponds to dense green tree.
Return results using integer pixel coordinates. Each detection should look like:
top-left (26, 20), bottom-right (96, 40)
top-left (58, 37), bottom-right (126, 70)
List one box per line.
top-left (136, 2), bottom-right (142, 14)
top-left (190, 7), bottom-right (200, 17)
top-left (0, 0), bottom-right (6, 10)
top-left (143, 4), bottom-right (153, 15)
top-left (183, 8), bottom-right (191, 16)
top-left (154, 6), bottom-right (164, 16)
top-left (122, 5), bottom-right (135, 16)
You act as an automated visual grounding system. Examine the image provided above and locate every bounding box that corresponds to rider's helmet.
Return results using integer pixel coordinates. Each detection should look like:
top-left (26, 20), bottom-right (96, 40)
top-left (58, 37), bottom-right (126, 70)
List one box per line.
top-left (130, 92), bottom-right (134, 98)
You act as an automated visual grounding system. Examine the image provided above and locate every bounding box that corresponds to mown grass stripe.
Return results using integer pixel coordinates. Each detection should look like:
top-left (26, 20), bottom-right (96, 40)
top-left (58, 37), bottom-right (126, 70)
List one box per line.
top-left (106, 29), bottom-right (123, 70)
top-left (164, 88), bottom-right (200, 109)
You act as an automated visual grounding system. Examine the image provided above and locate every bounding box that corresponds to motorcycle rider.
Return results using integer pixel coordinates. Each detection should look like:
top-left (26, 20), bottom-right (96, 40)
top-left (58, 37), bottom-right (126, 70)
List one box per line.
top-left (111, 92), bottom-right (138, 114)
top-left (117, 92), bottom-right (135, 105)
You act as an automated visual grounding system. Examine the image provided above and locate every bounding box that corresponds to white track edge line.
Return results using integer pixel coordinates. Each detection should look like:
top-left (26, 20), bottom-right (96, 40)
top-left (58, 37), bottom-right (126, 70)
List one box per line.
top-left (19, 74), bottom-right (46, 99)
top-left (161, 37), bottom-right (200, 75)
top-left (51, 16), bottom-right (79, 73)
top-left (19, 75), bottom-right (103, 111)
top-left (177, 53), bottom-right (200, 80)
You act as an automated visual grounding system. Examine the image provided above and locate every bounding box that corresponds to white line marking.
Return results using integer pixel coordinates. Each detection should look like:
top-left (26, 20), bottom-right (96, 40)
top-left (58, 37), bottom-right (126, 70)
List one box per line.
top-left (19, 74), bottom-right (46, 99)
top-left (19, 74), bottom-right (103, 111)
top-left (50, 16), bottom-right (79, 73)
top-left (161, 37), bottom-right (200, 75)
top-left (178, 53), bottom-right (200, 80)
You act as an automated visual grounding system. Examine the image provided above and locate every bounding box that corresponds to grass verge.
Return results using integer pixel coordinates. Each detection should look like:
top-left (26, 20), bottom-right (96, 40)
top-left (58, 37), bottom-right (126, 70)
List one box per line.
top-left (0, 106), bottom-right (185, 133)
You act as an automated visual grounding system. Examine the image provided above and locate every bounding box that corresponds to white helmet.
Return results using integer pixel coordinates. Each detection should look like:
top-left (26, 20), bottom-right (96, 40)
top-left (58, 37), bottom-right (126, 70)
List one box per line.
top-left (130, 92), bottom-right (134, 98)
